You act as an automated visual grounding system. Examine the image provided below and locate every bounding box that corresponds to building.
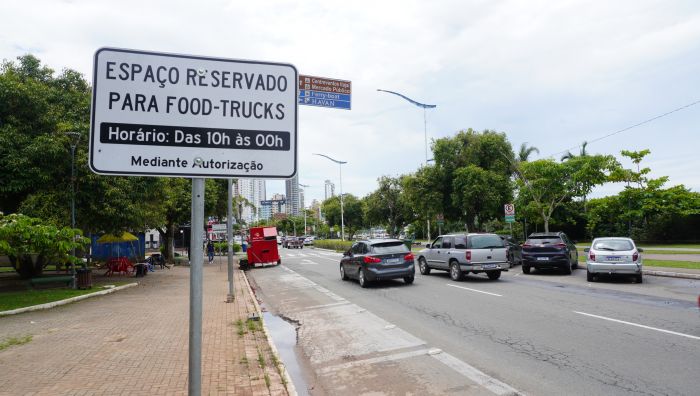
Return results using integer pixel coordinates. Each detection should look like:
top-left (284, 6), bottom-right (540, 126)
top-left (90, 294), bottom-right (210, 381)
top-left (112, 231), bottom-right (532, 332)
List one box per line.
top-left (259, 199), bottom-right (286, 220)
top-left (310, 199), bottom-right (322, 220)
top-left (324, 179), bottom-right (335, 200)
top-left (235, 179), bottom-right (266, 223)
top-left (285, 175), bottom-right (300, 216)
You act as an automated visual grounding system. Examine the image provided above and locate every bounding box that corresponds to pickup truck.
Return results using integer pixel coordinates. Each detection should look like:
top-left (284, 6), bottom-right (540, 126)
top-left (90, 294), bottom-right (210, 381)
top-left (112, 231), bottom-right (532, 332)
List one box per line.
top-left (285, 237), bottom-right (304, 249)
top-left (417, 233), bottom-right (508, 280)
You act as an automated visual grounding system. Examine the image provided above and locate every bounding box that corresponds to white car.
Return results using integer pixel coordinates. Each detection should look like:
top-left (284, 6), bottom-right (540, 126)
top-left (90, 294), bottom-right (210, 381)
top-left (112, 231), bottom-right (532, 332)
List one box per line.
top-left (584, 237), bottom-right (643, 283)
top-left (303, 236), bottom-right (315, 245)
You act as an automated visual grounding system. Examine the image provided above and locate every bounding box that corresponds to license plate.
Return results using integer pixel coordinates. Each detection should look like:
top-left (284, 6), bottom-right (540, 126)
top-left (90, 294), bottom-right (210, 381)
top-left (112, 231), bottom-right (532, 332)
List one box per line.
top-left (483, 264), bottom-right (497, 269)
top-left (537, 257), bottom-right (549, 261)
top-left (385, 258), bottom-right (400, 264)
top-left (606, 256), bottom-right (621, 261)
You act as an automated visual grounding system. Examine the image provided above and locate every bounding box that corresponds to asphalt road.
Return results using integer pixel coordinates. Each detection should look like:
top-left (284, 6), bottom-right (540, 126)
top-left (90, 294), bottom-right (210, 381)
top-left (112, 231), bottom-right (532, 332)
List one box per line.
top-left (248, 247), bottom-right (700, 396)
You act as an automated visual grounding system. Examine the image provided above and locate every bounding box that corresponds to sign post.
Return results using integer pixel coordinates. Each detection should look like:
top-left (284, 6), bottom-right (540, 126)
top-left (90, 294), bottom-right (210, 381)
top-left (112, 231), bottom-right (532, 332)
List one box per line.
top-left (436, 213), bottom-right (444, 236)
top-left (504, 204), bottom-right (516, 237)
top-left (90, 48), bottom-right (298, 396)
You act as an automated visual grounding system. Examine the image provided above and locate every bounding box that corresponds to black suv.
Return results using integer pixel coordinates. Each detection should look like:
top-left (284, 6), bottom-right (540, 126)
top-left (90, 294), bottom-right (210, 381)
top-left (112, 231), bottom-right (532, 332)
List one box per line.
top-left (521, 232), bottom-right (578, 274)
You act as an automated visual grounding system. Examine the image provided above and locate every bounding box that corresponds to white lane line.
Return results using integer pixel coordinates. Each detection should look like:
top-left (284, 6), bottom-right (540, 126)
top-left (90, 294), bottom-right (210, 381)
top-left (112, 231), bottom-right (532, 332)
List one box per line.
top-left (431, 352), bottom-right (521, 396)
top-left (446, 283), bottom-right (503, 297)
top-left (298, 301), bottom-right (349, 311)
top-left (574, 311), bottom-right (700, 341)
top-left (300, 259), bottom-right (318, 265)
top-left (319, 348), bottom-right (431, 375)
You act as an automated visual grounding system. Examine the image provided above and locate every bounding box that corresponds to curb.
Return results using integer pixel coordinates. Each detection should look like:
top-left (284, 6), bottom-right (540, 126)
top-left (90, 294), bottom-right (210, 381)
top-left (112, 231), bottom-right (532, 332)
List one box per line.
top-left (643, 270), bottom-right (700, 280)
top-left (240, 270), bottom-right (298, 396)
top-left (0, 283), bottom-right (138, 317)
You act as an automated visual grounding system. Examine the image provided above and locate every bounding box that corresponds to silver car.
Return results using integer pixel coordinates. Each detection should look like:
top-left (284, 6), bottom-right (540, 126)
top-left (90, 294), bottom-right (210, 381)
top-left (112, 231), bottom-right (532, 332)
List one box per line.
top-left (584, 237), bottom-right (643, 283)
top-left (417, 233), bottom-right (508, 281)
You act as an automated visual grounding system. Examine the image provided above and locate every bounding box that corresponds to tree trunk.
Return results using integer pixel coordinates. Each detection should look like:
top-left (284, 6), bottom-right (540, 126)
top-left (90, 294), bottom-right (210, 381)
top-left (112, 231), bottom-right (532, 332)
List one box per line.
top-left (11, 254), bottom-right (47, 279)
top-left (544, 218), bottom-right (549, 233)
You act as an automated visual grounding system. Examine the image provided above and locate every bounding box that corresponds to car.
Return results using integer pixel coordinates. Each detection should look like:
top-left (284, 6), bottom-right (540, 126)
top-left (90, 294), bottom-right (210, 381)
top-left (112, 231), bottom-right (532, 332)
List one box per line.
top-left (303, 236), bottom-right (315, 245)
top-left (340, 239), bottom-right (415, 287)
top-left (286, 237), bottom-right (304, 249)
top-left (277, 236), bottom-right (283, 245)
top-left (233, 235), bottom-right (242, 245)
top-left (584, 237), bottom-right (643, 283)
top-left (417, 233), bottom-right (508, 281)
top-left (500, 235), bottom-right (522, 267)
top-left (521, 232), bottom-right (578, 274)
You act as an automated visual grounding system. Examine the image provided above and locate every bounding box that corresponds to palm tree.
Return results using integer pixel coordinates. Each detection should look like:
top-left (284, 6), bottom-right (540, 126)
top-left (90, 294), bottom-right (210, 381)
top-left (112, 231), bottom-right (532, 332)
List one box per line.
top-left (518, 142), bottom-right (540, 162)
top-left (561, 141), bottom-right (588, 161)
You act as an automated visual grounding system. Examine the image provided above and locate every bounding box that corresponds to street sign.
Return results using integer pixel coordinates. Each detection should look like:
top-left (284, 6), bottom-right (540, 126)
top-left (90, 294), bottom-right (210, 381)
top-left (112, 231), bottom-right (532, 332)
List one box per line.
top-left (90, 48), bottom-right (298, 178)
top-left (211, 224), bottom-right (227, 232)
top-left (436, 213), bottom-right (445, 226)
top-left (298, 75), bottom-right (351, 110)
top-left (505, 215), bottom-right (515, 223)
top-left (504, 204), bottom-right (515, 216)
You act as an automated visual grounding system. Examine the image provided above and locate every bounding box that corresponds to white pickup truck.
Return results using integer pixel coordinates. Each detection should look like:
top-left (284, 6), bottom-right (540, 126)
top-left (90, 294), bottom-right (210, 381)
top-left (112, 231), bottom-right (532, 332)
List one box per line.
top-left (417, 233), bottom-right (509, 280)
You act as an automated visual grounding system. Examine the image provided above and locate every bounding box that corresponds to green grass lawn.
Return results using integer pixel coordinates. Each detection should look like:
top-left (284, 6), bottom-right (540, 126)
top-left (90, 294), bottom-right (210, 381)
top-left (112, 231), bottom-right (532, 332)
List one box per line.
top-left (0, 281), bottom-right (131, 312)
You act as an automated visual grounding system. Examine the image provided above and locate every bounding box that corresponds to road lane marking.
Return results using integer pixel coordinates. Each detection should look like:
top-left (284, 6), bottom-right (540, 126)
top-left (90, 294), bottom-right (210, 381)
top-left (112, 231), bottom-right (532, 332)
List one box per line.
top-left (300, 259), bottom-right (318, 265)
top-left (574, 311), bottom-right (700, 341)
top-left (446, 283), bottom-right (503, 297)
top-left (298, 301), bottom-right (349, 311)
top-left (431, 352), bottom-right (522, 396)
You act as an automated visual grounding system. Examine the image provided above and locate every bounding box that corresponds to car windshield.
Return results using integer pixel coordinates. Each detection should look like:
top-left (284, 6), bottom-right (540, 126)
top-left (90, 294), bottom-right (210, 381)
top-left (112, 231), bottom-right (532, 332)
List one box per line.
top-left (593, 240), bottom-right (634, 251)
top-left (371, 242), bottom-right (409, 254)
top-left (526, 236), bottom-right (561, 245)
top-left (470, 235), bottom-right (504, 249)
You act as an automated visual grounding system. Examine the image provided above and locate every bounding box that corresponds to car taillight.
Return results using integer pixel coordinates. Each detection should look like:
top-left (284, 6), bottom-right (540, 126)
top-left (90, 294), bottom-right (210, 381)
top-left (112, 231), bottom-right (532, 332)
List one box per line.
top-left (633, 252), bottom-right (638, 261)
top-left (522, 243), bottom-right (532, 249)
top-left (404, 253), bottom-right (414, 261)
top-left (554, 243), bottom-right (567, 249)
top-left (465, 250), bottom-right (471, 261)
top-left (589, 252), bottom-right (595, 261)
top-left (363, 256), bottom-right (382, 264)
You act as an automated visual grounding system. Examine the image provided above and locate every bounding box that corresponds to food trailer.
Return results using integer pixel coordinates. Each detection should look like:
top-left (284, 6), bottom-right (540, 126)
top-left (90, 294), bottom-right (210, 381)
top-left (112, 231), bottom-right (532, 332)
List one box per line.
top-left (240, 226), bottom-right (281, 269)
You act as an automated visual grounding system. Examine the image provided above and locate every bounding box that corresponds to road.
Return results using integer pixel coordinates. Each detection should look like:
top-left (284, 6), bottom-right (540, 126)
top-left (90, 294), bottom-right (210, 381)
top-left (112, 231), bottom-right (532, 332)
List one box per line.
top-left (247, 247), bottom-right (700, 396)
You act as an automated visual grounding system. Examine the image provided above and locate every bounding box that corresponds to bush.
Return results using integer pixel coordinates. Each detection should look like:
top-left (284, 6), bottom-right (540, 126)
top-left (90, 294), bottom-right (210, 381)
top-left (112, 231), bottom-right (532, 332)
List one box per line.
top-left (313, 239), bottom-right (353, 252)
top-left (214, 241), bottom-right (241, 253)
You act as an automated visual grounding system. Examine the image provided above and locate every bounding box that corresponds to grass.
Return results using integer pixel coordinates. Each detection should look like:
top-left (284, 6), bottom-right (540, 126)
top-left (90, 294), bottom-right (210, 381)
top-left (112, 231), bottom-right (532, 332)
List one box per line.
top-left (264, 374), bottom-right (271, 389)
top-left (257, 348), bottom-right (266, 368)
top-left (240, 356), bottom-right (249, 366)
top-left (247, 318), bottom-right (262, 333)
top-left (235, 319), bottom-right (246, 337)
top-left (0, 335), bottom-right (32, 351)
top-left (1, 288), bottom-right (99, 312)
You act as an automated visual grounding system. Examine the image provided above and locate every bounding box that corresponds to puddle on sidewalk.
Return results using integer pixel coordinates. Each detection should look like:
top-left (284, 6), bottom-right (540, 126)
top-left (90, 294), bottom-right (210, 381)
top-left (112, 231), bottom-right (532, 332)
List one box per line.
top-left (262, 311), bottom-right (310, 396)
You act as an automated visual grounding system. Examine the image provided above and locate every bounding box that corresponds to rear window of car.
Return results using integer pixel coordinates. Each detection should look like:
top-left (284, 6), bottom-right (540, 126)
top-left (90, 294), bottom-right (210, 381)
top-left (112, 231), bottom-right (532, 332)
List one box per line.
top-left (469, 235), bottom-right (505, 249)
top-left (593, 240), bottom-right (634, 251)
top-left (371, 242), bottom-right (409, 254)
top-left (526, 236), bottom-right (562, 245)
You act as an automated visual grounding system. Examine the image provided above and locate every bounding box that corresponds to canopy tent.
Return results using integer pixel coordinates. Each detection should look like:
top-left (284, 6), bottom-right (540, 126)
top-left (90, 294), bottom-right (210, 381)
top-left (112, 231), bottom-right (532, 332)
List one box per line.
top-left (93, 232), bottom-right (144, 262)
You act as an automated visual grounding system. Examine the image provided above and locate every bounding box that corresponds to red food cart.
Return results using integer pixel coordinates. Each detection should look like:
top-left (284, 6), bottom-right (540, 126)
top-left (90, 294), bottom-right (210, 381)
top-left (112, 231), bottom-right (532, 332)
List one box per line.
top-left (244, 226), bottom-right (281, 268)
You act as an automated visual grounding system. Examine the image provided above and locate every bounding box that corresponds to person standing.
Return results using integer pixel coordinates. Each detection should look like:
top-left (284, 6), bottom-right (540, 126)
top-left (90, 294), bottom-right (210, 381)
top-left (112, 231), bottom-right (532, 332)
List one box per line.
top-left (206, 240), bottom-right (215, 263)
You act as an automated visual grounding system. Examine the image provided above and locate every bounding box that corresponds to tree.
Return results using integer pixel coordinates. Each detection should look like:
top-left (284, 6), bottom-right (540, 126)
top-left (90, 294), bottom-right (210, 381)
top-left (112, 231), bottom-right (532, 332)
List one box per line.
top-left (451, 165), bottom-right (512, 231)
top-left (518, 142), bottom-right (540, 162)
top-left (321, 194), bottom-right (364, 239)
top-left (363, 176), bottom-right (410, 237)
top-left (560, 141), bottom-right (588, 161)
top-left (514, 155), bottom-right (618, 232)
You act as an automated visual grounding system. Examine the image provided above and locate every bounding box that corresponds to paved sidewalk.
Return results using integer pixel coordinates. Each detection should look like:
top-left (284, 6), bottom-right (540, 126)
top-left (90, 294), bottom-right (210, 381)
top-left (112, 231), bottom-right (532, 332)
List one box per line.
top-left (0, 260), bottom-right (290, 395)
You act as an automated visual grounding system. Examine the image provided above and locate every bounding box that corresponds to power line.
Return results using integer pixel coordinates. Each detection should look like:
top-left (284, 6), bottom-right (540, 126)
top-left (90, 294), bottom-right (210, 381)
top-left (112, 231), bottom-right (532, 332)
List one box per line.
top-left (550, 99), bottom-right (700, 157)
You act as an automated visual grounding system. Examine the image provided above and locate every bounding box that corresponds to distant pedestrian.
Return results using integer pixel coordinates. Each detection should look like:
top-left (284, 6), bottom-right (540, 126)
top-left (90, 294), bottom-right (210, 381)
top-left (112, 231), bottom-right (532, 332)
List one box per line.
top-left (207, 241), bottom-right (215, 263)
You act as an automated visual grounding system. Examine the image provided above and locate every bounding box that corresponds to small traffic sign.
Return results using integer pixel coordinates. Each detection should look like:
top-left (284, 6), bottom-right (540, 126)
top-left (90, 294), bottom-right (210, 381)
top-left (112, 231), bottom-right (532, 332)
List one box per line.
top-left (504, 204), bottom-right (515, 216)
top-left (505, 215), bottom-right (515, 223)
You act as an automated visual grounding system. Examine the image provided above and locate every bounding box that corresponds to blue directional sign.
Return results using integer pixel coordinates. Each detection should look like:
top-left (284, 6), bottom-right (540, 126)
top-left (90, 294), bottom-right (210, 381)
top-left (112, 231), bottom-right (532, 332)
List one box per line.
top-left (298, 75), bottom-right (352, 110)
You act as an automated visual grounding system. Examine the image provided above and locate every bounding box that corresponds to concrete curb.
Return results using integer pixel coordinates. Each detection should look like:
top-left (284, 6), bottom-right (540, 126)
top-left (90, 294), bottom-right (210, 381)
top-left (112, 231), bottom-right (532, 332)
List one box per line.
top-left (643, 270), bottom-right (700, 280)
top-left (241, 269), bottom-right (298, 396)
top-left (0, 283), bottom-right (138, 317)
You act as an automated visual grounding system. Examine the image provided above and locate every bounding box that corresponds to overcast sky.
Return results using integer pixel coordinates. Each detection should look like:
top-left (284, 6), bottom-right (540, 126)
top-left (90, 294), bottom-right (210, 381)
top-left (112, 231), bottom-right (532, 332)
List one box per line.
top-left (2, 0), bottom-right (699, 205)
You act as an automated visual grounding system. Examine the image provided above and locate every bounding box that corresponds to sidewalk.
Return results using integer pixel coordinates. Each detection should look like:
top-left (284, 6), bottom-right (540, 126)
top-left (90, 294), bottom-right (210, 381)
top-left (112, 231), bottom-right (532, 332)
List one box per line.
top-left (0, 258), bottom-right (291, 395)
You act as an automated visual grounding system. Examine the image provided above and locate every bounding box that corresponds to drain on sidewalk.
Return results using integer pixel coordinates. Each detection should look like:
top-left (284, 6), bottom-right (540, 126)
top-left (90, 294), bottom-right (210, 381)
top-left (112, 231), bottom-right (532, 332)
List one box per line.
top-left (248, 312), bottom-right (260, 321)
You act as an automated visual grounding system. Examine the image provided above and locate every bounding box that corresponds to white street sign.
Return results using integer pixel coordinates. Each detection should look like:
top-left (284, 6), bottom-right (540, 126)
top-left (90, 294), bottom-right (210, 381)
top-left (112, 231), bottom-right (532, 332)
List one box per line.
top-left (90, 48), bottom-right (298, 178)
top-left (504, 203), bottom-right (515, 216)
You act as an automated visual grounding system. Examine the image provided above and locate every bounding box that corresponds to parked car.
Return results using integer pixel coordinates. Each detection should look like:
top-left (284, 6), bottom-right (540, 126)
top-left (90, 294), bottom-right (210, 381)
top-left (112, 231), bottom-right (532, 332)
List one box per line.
top-left (584, 237), bottom-right (643, 283)
top-left (277, 236), bottom-right (283, 245)
top-left (340, 239), bottom-right (415, 287)
top-left (286, 237), bottom-right (304, 249)
top-left (303, 236), bottom-right (315, 245)
top-left (500, 235), bottom-right (522, 267)
top-left (417, 233), bottom-right (508, 281)
top-left (521, 232), bottom-right (578, 274)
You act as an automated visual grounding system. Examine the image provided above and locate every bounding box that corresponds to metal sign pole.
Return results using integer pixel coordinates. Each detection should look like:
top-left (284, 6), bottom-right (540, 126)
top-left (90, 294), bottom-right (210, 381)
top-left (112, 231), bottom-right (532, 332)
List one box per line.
top-left (189, 178), bottom-right (205, 396)
top-left (227, 178), bottom-right (234, 302)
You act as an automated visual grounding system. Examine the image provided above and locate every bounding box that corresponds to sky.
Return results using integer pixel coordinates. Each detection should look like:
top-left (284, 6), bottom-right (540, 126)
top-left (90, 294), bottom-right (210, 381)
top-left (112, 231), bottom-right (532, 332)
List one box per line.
top-left (2, 0), bottom-right (700, 205)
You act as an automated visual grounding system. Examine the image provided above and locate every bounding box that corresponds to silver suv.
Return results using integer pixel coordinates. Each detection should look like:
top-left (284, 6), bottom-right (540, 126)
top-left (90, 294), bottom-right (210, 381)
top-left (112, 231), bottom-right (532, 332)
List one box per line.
top-left (417, 233), bottom-right (508, 280)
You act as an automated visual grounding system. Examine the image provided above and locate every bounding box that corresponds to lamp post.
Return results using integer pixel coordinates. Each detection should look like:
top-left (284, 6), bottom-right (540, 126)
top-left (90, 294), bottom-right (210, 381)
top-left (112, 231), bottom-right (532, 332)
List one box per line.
top-left (377, 89), bottom-right (437, 240)
top-left (65, 132), bottom-right (81, 289)
top-left (299, 183), bottom-right (310, 235)
top-left (314, 153), bottom-right (347, 240)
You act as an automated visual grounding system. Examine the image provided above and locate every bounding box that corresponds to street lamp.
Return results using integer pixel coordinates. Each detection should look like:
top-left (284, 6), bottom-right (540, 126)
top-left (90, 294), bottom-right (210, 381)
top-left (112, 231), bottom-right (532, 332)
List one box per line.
top-left (299, 183), bottom-right (310, 235)
top-left (314, 153), bottom-right (347, 240)
top-left (377, 89), bottom-right (437, 240)
top-left (65, 131), bottom-right (81, 289)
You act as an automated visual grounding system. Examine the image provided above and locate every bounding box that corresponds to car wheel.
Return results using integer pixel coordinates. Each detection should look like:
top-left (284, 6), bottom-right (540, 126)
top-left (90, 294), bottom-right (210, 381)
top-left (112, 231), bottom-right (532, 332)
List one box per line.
top-left (340, 264), bottom-right (348, 280)
top-left (522, 265), bottom-right (531, 274)
top-left (418, 257), bottom-right (431, 275)
top-left (587, 270), bottom-right (594, 282)
top-left (403, 276), bottom-right (414, 284)
top-left (487, 271), bottom-right (501, 280)
top-left (636, 274), bottom-right (643, 284)
top-left (449, 260), bottom-right (463, 281)
top-left (359, 269), bottom-right (368, 288)
top-left (277, 259), bottom-right (282, 265)
top-left (562, 262), bottom-right (572, 275)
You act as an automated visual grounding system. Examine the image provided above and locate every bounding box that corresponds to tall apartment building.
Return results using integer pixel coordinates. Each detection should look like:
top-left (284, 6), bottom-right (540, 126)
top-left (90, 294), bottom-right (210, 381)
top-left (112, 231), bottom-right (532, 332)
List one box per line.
top-left (324, 179), bottom-right (335, 200)
top-left (235, 179), bottom-right (266, 223)
top-left (285, 175), bottom-right (300, 216)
